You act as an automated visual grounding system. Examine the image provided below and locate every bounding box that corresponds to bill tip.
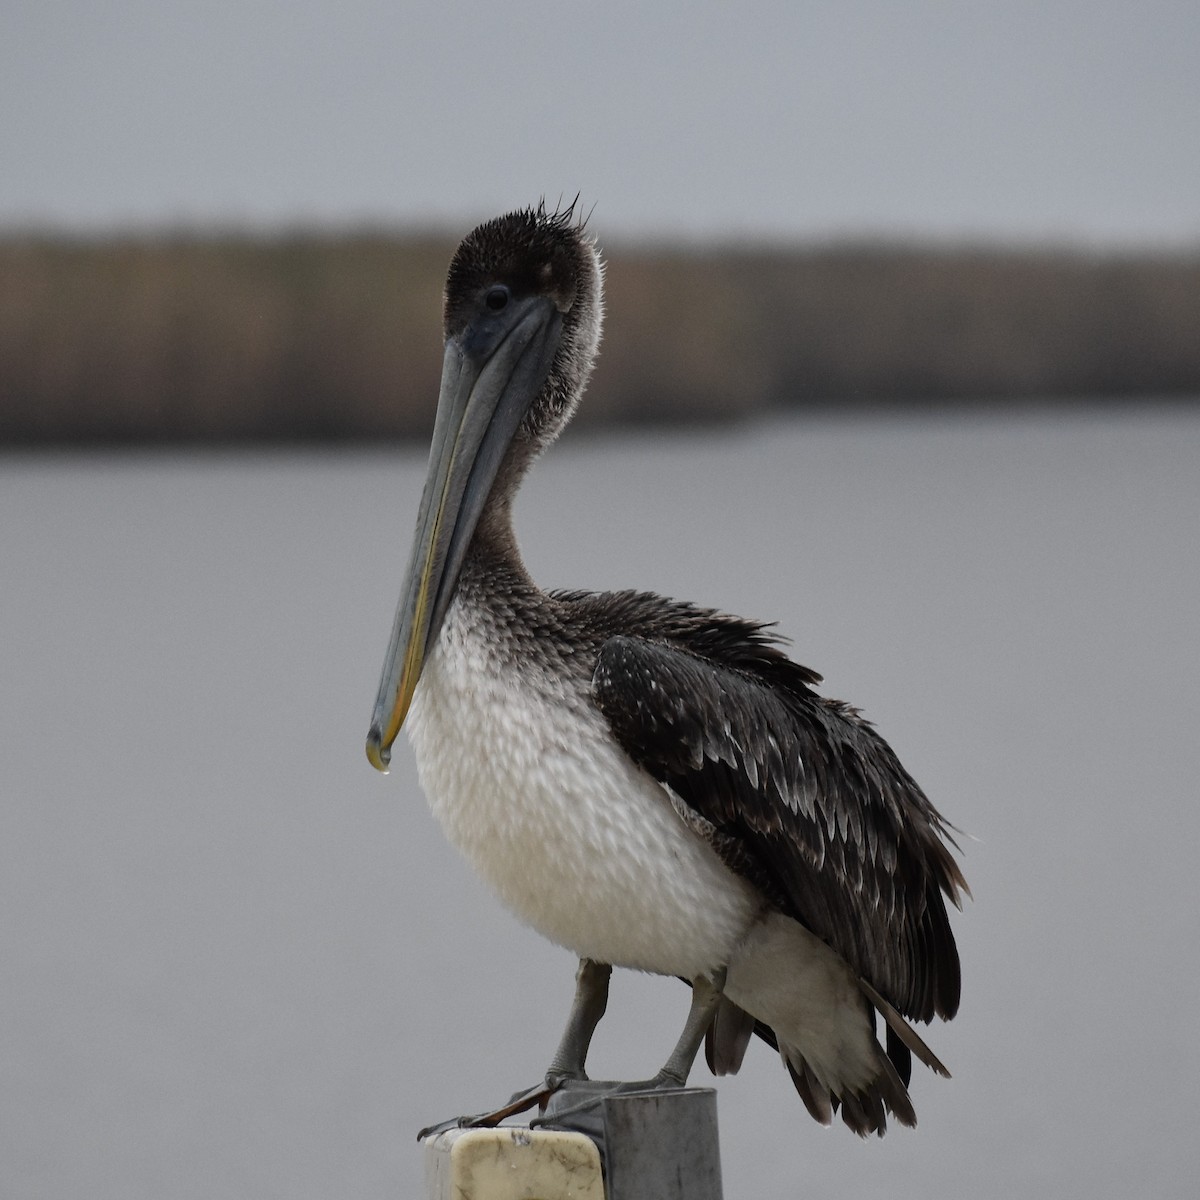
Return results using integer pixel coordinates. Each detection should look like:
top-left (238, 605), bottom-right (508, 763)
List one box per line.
top-left (365, 727), bottom-right (392, 774)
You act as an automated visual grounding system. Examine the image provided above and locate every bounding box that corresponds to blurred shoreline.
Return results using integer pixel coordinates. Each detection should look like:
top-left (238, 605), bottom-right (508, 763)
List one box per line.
top-left (2, 229), bottom-right (1197, 446)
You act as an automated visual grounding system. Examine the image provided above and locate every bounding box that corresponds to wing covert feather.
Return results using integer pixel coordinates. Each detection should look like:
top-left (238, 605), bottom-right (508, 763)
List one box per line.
top-left (592, 634), bottom-right (966, 1022)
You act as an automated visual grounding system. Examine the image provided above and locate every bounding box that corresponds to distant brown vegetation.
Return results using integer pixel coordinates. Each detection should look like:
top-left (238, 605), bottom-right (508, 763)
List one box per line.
top-left (1, 232), bottom-right (1197, 445)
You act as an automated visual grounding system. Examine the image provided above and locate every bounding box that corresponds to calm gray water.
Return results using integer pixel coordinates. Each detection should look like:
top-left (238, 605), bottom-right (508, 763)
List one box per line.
top-left (4, 407), bottom-right (1199, 1199)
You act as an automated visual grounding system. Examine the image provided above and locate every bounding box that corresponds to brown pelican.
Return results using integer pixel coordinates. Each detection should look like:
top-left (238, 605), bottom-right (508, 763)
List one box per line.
top-left (367, 203), bottom-right (967, 1137)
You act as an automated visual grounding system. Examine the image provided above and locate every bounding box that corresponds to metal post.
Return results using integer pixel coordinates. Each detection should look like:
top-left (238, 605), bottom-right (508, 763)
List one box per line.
top-left (598, 1088), bottom-right (723, 1200)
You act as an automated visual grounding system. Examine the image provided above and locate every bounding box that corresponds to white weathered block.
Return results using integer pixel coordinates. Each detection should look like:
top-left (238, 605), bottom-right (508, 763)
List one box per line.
top-left (424, 1126), bottom-right (605, 1200)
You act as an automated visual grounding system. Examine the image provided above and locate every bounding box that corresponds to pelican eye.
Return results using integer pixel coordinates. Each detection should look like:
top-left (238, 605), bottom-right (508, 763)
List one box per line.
top-left (485, 285), bottom-right (510, 311)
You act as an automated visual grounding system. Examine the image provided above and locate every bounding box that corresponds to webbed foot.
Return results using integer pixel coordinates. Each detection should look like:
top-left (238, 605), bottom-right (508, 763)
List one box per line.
top-left (416, 1076), bottom-right (575, 1141)
top-left (530, 1071), bottom-right (685, 1129)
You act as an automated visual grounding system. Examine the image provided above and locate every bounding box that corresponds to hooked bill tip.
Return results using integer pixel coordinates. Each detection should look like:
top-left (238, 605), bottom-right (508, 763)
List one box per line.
top-left (365, 725), bottom-right (392, 774)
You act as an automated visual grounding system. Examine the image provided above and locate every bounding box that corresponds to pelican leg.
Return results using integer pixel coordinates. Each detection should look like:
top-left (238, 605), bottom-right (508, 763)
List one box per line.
top-left (545, 958), bottom-right (613, 1083)
top-left (533, 968), bottom-right (727, 1128)
top-left (656, 967), bottom-right (727, 1085)
top-left (417, 958), bottom-right (612, 1140)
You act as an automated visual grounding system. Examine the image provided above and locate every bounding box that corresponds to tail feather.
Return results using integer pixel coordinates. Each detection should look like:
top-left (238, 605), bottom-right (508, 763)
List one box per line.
top-left (838, 1090), bottom-right (873, 1136)
top-left (873, 1041), bottom-right (917, 1129)
top-left (784, 1054), bottom-right (833, 1126)
top-left (780, 1039), bottom-right (915, 1137)
top-left (886, 1024), bottom-right (913, 1087)
top-left (720, 910), bottom-right (952, 1136)
top-left (858, 977), bottom-right (951, 1078)
top-left (704, 996), bottom-right (755, 1076)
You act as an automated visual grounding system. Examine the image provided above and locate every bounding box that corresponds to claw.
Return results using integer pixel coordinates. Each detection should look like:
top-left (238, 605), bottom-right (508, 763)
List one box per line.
top-left (531, 1073), bottom-right (683, 1128)
top-left (416, 1081), bottom-right (563, 1142)
top-left (417, 1115), bottom-right (470, 1141)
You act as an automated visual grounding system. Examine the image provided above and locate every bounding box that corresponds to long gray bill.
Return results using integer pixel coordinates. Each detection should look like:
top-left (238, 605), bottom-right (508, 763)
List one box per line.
top-left (366, 294), bottom-right (561, 771)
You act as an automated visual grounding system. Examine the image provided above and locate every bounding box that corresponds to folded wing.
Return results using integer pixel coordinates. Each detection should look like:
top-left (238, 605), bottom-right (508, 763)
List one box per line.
top-left (592, 633), bottom-right (967, 1025)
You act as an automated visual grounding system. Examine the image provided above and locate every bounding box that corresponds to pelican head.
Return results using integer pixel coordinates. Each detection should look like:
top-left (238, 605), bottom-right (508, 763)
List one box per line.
top-left (367, 204), bottom-right (603, 771)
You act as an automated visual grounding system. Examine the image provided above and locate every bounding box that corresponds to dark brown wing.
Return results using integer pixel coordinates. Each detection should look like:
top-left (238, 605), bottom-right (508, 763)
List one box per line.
top-left (592, 634), bottom-right (967, 1023)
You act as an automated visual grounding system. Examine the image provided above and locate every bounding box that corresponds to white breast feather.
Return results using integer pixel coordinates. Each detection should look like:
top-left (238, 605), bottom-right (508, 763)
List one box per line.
top-left (406, 600), bottom-right (760, 978)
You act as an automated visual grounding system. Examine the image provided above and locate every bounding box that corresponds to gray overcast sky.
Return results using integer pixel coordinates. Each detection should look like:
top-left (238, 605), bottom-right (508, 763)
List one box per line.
top-left (3, 0), bottom-right (1198, 244)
